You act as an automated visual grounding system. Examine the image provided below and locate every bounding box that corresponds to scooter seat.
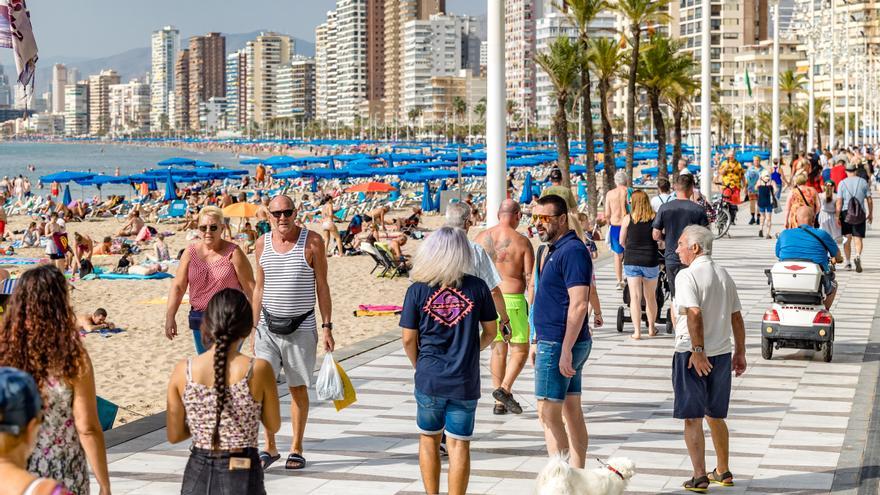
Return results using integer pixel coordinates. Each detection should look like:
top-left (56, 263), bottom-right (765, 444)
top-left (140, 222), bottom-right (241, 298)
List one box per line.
top-left (773, 290), bottom-right (823, 306)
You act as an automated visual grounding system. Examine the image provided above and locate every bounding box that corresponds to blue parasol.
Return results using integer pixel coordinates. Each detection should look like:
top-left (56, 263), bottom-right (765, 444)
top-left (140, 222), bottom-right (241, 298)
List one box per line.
top-left (158, 157), bottom-right (196, 166)
top-left (434, 180), bottom-right (447, 209)
top-left (163, 173), bottom-right (177, 201)
top-left (421, 182), bottom-right (435, 212)
top-left (519, 172), bottom-right (533, 204)
top-left (62, 184), bottom-right (72, 206)
top-left (577, 181), bottom-right (587, 204)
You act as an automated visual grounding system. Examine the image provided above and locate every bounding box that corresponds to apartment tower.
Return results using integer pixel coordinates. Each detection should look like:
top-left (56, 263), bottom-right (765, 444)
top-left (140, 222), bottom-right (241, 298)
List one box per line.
top-left (150, 26), bottom-right (180, 131)
top-left (51, 64), bottom-right (67, 114)
top-left (88, 69), bottom-right (121, 135)
top-left (188, 33), bottom-right (226, 130)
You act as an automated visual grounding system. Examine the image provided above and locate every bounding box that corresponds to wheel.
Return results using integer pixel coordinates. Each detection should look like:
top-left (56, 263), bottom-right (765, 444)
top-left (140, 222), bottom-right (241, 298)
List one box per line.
top-left (761, 336), bottom-right (773, 360)
top-left (665, 308), bottom-right (674, 334)
top-left (822, 341), bottom-right (833, 362)
top-left (713, 207), bottom-right (731, 238)
top-left (616, 306), bottom-right (625, 332)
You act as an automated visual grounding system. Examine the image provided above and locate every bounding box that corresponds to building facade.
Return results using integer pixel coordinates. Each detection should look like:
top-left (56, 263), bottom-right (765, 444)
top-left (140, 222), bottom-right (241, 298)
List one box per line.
top-left (245, 32), bottom-right (294, 128)
top-left (277, 57), bottom-right (317, 124)
top-left (174, 50), bottom-right (190, 130)
top-left (88, 70), bottom-right (120, 135)
top-left (150, 25), bottom-right (180, 132)
top-left (336, 0), bottom-right (369, 126)
top-left (225, 50), bottom-right (247, 131)
top-left (109, 79), bottom-right (151, 135)
top-left (188, 33), bottom-right (226, 131)
top-left (51, 64), bottom-right (67, 114)
top-left (316, 12), bottom-right (338, 125)
top-left (505, 0), bottom-right (542, 129)
top-left (402, 14), bottom-right (463, 122)
top-left (64, 83), bottom-right (89, 136)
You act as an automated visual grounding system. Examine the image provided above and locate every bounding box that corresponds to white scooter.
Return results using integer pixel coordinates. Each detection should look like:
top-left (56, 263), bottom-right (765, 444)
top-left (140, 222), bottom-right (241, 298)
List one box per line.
top-left (762, 261), bottom-right (834, 362)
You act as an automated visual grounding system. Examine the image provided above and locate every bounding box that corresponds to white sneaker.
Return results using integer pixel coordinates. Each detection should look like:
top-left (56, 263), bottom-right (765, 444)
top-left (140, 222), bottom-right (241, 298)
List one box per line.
top-left (845, 262), bottom-right (853, 271)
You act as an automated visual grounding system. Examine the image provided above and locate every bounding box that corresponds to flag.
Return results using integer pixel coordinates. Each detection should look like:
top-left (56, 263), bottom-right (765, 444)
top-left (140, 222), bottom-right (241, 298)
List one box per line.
top-left (745, 68), bottom-right (752, 98)
top-left (7, 0), bottom-right (38, 94)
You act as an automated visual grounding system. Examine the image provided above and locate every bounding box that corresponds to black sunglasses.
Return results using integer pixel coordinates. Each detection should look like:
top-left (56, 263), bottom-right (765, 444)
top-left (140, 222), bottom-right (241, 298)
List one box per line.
top-left (270, 209), bottom-right (295, 219)
top-left (198, 224), bottom-right (219, 232)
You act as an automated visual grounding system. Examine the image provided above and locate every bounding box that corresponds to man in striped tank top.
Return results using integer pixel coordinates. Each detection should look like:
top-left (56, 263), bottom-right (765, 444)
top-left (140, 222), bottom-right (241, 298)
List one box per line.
top-left (252, 195), bottom-right (335, 471)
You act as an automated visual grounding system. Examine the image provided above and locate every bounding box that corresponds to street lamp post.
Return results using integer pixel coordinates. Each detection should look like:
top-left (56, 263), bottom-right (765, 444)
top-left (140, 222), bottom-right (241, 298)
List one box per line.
top-left (806, 0), bottom-right (816, 152)
top-left (699, 0), bottom-right (711, 199)
top-left (771, 0), bottom-right (781, 162)
top-left (830, 0), bottom-right (836, 150)
top-left (843, 4), bottom-right (851, 148)
top-left (486, 0), bottom-right (506, 227)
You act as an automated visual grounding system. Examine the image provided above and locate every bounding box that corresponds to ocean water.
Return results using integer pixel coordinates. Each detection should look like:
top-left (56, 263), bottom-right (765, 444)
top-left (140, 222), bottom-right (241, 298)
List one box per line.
top-left (0, 141), bottom-right (242, 198)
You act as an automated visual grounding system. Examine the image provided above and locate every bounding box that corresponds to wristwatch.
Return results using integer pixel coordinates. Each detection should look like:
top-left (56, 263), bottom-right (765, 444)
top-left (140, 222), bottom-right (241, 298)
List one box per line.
top-left (322, 322), bottom-right (333, 330)
top-left (692, 345), bottom-right (704, 353)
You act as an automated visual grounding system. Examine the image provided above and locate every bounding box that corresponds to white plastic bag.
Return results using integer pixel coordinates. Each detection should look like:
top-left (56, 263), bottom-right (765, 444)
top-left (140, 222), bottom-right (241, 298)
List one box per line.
top-left (316, 353), bottom-right (344, 401)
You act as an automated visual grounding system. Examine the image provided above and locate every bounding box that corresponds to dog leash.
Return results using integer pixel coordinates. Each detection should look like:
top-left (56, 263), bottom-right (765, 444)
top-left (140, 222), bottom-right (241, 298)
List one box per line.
top-left (596, 457), bottom-right (625, 481)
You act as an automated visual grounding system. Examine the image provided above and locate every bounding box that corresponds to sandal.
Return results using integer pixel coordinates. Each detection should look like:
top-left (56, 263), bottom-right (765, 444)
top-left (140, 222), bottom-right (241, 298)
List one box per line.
top-left (259, 451), bottom-right (280, 470)
top-left (708, 469), bottom-right (734, 486)
top-left (492, 388), bottom-right (523, 414)
top-left (683, 475), bottom-right (710, 492)
top-left (493, 403), bottom-right (507, 415)
top-left (285, 452), bottom-right (306, 470)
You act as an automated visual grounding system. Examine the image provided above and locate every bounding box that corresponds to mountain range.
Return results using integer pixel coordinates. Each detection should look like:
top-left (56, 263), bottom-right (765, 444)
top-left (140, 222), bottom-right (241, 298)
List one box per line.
top-left (3, 30), bottom-right (316, 98)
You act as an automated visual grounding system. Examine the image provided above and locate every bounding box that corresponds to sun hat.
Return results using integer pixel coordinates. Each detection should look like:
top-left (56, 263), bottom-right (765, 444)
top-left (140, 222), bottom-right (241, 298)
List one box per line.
top-left (0, 367), bottom-right (42, 436)
top-left (845, 162), bottom-right (858, 172)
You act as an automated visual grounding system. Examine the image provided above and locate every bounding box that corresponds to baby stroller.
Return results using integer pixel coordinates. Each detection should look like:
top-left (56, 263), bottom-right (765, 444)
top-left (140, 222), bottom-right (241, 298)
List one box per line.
top-left (616, 261), bottom-right (674, 334)
top-left (338, 214), bottom-right (363, 256)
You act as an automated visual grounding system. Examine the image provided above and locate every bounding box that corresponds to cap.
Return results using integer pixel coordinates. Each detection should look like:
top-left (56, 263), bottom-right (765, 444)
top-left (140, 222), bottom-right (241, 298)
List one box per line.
top-left (846, 162), bottom-right (858, 172)
top-left (0, 367), bottom-right (42, 435)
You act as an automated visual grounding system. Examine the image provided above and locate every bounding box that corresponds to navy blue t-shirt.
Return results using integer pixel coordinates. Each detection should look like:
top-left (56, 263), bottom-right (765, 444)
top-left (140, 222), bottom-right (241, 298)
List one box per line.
top-left (533, 231), bottom-right (593, 343)
top-left (399, 274), bottom-right (497, 400)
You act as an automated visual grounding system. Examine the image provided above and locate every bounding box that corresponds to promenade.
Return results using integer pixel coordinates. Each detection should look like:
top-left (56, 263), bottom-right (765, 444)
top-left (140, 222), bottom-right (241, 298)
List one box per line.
top-left (95, 214), bottom-right (880, 494)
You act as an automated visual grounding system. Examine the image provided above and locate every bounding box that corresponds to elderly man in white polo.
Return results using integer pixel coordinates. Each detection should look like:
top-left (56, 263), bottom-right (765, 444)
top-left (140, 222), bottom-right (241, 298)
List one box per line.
top-left (671, 225), bottom-right (747, 492)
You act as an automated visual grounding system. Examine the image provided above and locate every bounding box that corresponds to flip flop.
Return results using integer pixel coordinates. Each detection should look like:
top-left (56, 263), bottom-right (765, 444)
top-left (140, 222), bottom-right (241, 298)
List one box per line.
top-left (683, 475), bottom-right (710, 492)
top-left (708, 469), bottom-right (734, 486)
top-left (259, 451), bottom-right (280, 470)
top-left (285, 452), bottom-right (306, 470)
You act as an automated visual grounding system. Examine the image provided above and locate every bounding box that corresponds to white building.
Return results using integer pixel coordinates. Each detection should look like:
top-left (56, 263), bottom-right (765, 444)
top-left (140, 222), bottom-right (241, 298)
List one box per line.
top-left (64, 83), bottom-right (89, 136)
top-left (109, 79), bottom-right (151, 135)
top-left (505, 0), bottom-right (543, 127)
top-left (315, 10), bottom-right (338, 125)
top-left (25, 113), bottom-right (64, 135)
top-left (203, 96), bottom-right (227, 133)
top-left (225, 50), bottom-right (246, 131)
top-left (150, 26), bottom-right (180, 131)
top-left (335, 0), bottom-right (368, 126)
top-left (402, 14), bottom-right (463, 122)
top-left (0, 66), bottom-right (11, 107)
top-left (278, 56), bottom-right (317, 124)
top-left (51, 64), bottom-right (67, 114)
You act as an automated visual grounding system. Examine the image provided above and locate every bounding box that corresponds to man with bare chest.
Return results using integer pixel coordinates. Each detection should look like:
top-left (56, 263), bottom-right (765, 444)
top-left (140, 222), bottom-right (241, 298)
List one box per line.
top-left (604, 170), bottom-right (629, 289)
top-left (475, 200), bottom-right (535, 415)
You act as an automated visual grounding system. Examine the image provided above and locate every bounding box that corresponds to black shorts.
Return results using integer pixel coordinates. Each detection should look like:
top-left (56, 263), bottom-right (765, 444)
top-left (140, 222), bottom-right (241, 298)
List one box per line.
top-left (840, 211), bottom-right (867, 238)
top-left (49, 252), bottom-right (65, 260)
top-left (672, 352), bottom-right (732, 419)
top-left (666, 261), bottom-right (683, 298)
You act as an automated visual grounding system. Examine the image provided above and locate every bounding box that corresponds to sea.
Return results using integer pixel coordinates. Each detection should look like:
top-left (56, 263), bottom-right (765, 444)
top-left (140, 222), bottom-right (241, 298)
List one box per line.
top-left (0, 141), bottom-right (243, 198)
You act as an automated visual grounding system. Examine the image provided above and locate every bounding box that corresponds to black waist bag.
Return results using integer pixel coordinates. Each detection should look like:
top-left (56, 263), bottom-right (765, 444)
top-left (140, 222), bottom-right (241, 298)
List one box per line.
top-left (262, 307), bottom-right (314, 335)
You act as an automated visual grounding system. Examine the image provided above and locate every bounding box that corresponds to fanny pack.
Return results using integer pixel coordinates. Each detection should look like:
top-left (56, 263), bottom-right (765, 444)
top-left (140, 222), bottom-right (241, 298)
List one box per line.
top-left (262, 307), bottom-right (314, 335)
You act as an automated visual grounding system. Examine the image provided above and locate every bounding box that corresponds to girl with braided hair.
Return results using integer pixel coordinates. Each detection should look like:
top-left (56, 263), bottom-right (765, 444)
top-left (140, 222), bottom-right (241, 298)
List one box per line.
top-left (167, 289), bottom-right (280, 494)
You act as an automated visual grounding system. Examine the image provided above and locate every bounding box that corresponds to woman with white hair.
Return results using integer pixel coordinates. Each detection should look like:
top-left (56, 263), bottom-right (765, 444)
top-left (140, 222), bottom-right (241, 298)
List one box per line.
top-left (165, 206), bottom-right (256, 354)
top-left (399, 226), bottom-right (499, 495)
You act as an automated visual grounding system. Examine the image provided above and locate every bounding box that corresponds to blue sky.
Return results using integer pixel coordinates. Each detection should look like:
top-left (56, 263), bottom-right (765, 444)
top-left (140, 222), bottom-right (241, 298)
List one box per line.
top-left (25, 0), bottom-right (485, 59)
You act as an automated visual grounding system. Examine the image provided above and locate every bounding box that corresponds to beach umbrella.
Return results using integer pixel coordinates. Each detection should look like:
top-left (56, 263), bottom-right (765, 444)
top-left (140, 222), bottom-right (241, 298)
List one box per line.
top-left (39, 171), bottom-right (94, 183)
top-left (577, 181), bottom-right (587, 204)
top-left (62, 185), bottom-right (72, 206)
top-left (223, 202), bottom-right (259, 218)
top-left (163, 173), bottom-right (177, 202)
top-left (191, 160), bottom-right (216, 168)
top-left (389, 181), bottom-right (401, 201)
top-left (262, 156), bottom-right (298, 167)
top-left (345, 182), bottom-right (396, 193)
top-left (434, 180), bottom-right (447, 209)
top-left (239, 158), bottom-right (262, 165)
top-left (158, 157), bottom-right (196, 166)
top-left (519, 172), bottom-right (533, 204)
top-left (274, 169), bottom-right (302, 180)
top-left (311, 177), bottom-right (318, 193)
top-left (421, 182), bottom-right (435, 212)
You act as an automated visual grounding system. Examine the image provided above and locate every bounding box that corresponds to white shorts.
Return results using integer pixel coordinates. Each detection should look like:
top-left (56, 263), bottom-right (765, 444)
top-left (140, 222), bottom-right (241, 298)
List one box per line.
top-left (254, 323), bottom-right (318, 388)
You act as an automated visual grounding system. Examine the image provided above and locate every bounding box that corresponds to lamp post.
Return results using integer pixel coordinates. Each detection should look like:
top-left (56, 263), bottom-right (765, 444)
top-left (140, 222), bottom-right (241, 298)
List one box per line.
top-left (843, 2), bottom-right (851, 148)
top-left (771, 0), bottom-right (781, 162)
top-left (830, 0), bottom-right (836, 150)
top-left (486, 0), bottom-right (506, 227)
top-left (806, 0), bottom-right (817, 152)
top-left (699, 0), bottom-right (711, 199)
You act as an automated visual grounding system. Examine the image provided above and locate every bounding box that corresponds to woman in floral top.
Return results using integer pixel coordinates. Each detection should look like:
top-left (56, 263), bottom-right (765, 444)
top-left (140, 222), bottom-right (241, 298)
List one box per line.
top-left (0, 265), bottom-right (112, 494)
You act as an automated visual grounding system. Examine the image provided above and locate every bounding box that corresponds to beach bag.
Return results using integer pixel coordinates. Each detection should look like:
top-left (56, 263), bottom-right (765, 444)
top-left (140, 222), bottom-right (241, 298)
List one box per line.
top-left (316, 353), bottom-right (344, 401)
top-left (842, 181), bottom-right (867, 224)
top-left (261, 307), bottom-right (314, 335)
top-left (333, 361), bottom-right (357, 412)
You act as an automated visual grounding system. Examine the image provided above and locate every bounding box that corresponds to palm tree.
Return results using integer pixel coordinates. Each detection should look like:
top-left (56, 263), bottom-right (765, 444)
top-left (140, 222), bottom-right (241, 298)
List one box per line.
top-left (813, 97), bottom-right (828, 151)
top-left (589, 36), bottom-right (626, 196)
top-left (637, 34), bottom-right (684, 181)
top-left (756, 107), bottom-right (772, 146)
top-left (475, 97), bottom-right (487, 124)
top-left (535, 36), bottom-right (581, 186)
top-left (407, 106), bottom-right (422, 139)
top-left (782, 103), bottom-right (808, 155)
top-left (614, 0), bottom-right (671, 184)
top-left (779, 70), bottom-right (806, 114)
top-left (452, 96), bottom-right (467, 142)
top-left (559, 0), bottom-right (609, 218)
top-left (507, 99), bottom-right (520, 138)
top-left (712, 106), bottom-right (733, 144)
top-left (663, 53), bottom-right (697, 178)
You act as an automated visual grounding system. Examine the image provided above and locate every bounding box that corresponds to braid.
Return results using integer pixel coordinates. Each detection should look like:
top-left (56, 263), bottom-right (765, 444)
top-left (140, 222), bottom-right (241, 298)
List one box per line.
top-left (211, 330), bottom-right (231, 451)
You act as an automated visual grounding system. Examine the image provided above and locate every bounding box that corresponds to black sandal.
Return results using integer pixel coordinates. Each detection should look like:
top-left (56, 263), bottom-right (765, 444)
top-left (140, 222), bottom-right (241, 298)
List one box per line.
top-left (285, 453), bottom-right (306, 470)
top-left (708, 469), bottom-right (734, 486)
top-left (492, 388), bottom-right (523, 414)
top-left (493, 403), bottom-right (507, 415)
top-left (259, 451), bottom-right (280, 470)
top-left (683, 475), bottom-right (710, 492)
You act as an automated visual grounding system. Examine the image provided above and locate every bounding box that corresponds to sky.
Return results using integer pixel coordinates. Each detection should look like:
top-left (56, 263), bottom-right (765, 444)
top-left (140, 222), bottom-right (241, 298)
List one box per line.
top-left (20, 0), bottom-right (486, 60)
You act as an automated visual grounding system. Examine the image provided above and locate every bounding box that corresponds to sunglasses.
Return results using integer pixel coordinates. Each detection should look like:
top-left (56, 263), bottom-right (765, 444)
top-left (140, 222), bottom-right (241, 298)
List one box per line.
top-left (270, 209), bottom-right (295, 219)
top-left (531, 213), bottom-right (561, 224)
top-left (198, 224), bottom-right (219, 232)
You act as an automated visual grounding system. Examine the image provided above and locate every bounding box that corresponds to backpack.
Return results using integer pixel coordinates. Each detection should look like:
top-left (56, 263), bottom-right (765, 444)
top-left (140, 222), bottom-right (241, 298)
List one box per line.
top-left (842, 180), bottom-right (868, 224)
top-left (78, 258), bottom-right (94, 277)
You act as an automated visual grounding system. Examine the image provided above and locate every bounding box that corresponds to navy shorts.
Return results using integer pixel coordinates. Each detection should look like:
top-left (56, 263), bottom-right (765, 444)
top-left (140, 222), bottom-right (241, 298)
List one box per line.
top-left (672, 352), bottom-right (732, 419)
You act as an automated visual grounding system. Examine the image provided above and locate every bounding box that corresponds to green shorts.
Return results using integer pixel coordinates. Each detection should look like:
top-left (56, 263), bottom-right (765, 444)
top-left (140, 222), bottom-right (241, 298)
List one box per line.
top-left (496, 293), bottom-right (530, 344)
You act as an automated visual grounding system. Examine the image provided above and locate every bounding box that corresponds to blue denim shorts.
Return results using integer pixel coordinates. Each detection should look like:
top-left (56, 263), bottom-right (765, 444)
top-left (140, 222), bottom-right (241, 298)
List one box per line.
top-left (623, 264), bottom-right (660, 280)
top-left (534, 340), bottom-right (592, 401)
top-left (414, 390), bottom-right (478, 441)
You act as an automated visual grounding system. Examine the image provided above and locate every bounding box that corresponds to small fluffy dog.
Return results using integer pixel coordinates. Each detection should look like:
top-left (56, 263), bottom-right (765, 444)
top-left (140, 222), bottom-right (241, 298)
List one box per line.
top-left (535, 455), bottom-right (635, 495)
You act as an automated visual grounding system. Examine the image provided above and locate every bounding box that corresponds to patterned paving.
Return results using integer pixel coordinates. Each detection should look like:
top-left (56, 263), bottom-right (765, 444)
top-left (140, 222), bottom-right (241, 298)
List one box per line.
top-left (94, 212), bottom-right (880, 494)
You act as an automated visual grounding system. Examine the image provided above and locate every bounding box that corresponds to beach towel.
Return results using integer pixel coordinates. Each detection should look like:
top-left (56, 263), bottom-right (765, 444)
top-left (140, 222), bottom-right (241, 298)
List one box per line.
top-left (96, 396), bottom-right (118, 431)
top-left (353, 310), bottom-right (400, 317)
top-left (357, 304), bottom-right (403, 312)
top-left (0, 256), bottom-right (44, 265)
top-left (83, 271), bottom-right (173, 281)
top-left (80, 328), bottom-right (126, 338)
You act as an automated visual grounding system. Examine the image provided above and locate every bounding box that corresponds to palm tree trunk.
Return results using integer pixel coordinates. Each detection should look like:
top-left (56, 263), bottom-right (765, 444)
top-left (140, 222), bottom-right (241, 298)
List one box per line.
top-left (650, 90), bottom-right (668, 181)
top-left (600, 80), bottom-right (616, 193)
top-left (672, 102), bottom-right (683, 182)
top-left (817, 122), bottom-right (823, 151)
top-left (581, 59), bottom-right (598, 222)
top-left (625, 26), bottom-right (641, 186)
top-left (555, 95), bottom-right (571, 187)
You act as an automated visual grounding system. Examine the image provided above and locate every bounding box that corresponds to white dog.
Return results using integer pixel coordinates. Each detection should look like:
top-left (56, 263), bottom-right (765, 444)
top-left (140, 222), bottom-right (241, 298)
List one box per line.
top-left (535, 455), bottom-right (635, 495)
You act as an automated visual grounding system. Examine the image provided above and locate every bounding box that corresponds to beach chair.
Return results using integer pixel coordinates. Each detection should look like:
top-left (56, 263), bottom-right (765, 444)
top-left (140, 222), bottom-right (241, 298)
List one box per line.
top-left (360, 243), bottom-right (392, 277)
top-left (158, 200), bottom-right (188, 223)
top-left (375, 242), bottom-right (407, 279)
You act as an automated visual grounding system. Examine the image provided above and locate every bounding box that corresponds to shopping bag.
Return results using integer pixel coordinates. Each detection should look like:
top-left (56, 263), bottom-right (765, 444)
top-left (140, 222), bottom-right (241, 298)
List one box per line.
top-left (333, 361), bottom-right (357, 412)
top-left (316, 353), bottom-right (344, 401)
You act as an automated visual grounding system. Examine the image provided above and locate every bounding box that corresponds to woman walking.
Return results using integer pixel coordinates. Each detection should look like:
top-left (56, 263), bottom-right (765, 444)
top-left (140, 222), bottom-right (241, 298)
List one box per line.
top-left (818, 181), bottom-right (842, 242)
top-left (618, 190), bottom-right (660, 339)
top-left (165, 206), bottom-right (255, 354)
top-left (756, 170), bottom-right (777, 239)
top-left (166, 289), bottom-right (280, 495)
top-left (0, 265), bottom-right (112, 495)
top-left (400, 227), bottom-right (498, 495)
top-left (784, 173), bottom-right (819, 229)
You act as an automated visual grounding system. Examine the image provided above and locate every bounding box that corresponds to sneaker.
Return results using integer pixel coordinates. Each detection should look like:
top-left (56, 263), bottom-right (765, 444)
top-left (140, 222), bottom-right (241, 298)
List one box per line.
top-left (492, 388), bottom-right (523, 414)
top-left (846, 262), bottom-right (853, 271)
top-left (855, 256), bottom-right (863, 273)
top-left (616, 281), bottom-right (625, 291)
top-left (749, 217), bottom-right (756, 225)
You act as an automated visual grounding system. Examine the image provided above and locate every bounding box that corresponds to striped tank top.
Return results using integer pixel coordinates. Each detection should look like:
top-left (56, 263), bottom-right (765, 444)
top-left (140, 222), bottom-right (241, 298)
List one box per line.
top-left (187, 242), bottom-right (242, 311)
top-left (259, 227), bottom-right (316, 331)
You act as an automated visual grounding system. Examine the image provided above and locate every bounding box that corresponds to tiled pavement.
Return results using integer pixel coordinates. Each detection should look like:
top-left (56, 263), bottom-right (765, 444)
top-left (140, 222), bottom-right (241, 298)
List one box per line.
top-left (95, 211), bottom-right (880, 494)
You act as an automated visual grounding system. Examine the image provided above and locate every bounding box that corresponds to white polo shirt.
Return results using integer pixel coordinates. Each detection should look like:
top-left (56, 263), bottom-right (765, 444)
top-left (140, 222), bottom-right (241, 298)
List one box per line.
top-left (469, 240), bottom-right (501, 291)
top-left (673, 255), bottom-right (741, 357)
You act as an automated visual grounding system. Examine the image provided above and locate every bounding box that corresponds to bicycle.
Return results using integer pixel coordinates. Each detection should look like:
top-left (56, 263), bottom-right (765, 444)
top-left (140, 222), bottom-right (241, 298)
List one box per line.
top-left (702, 186), bottom-right (738, 239)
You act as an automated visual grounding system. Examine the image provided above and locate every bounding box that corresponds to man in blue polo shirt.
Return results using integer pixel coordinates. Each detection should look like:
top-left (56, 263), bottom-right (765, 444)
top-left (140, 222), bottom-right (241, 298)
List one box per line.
top-left (776, 206), bottom-right (843, 309)
top-left (530, 194), bottom-right (592, 469)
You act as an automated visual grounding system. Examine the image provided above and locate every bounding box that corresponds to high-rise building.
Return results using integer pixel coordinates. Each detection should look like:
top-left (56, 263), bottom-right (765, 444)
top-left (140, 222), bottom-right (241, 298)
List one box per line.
top-left (188, 33), bottom-right (226, 131)
top-left (88, 70), bottom-right (120, 135)
top-left (109, 79), bottom-right (151, 135)
top-left (66, 68), bottom-right (80, 86)
top-left (382, 0), bottom-right (446, 124)
top-left (63, 83), bottom-right (87, 136)
top-left (174, 50), bottom-right (190, 130)
top-left (150, 25), bottom-right (180, 131)
top-left (225, 50), bottom-right (247, 131)
top-left (0, 66), bottom-right (11, 107)
top-left (244, 32), bottom-right (294, 127)
top-left (366, 0), bottom-right (385, 121)
top-left (316, 11), bottom-right (338, 125)
top-left (460, 16), bottom-right (484, 77)
top-left (278, 56), bottom-right (317, 125)
top-left (336, 0), bottom-right (369, 126)
top-left (505, 0), bottom-right (542, 128)
top-left (402, 14), bottom-right (463, 122)
top-left (51, 64), bottom-right (67, 114)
